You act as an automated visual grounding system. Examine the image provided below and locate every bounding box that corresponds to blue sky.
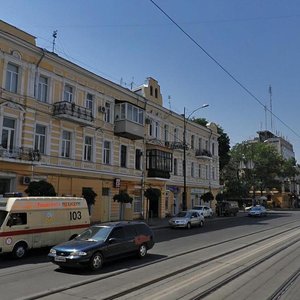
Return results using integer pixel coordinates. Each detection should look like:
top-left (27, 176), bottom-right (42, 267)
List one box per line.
top-left (1, 0), bottom-right (300, 161)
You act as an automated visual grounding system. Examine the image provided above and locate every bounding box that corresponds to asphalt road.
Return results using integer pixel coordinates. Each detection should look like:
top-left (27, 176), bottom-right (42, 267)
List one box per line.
top-left (0, 210), bottom-right (299, 300)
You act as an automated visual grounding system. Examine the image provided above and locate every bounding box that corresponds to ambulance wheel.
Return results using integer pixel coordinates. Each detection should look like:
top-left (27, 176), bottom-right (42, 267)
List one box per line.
top-left (89, 252), bottom-right (103, 271)
top-left (12, 242), bottom-right (28, 259)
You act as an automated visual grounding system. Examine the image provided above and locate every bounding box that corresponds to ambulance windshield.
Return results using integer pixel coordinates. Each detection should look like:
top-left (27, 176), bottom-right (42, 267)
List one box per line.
top-left (0, 211), bottom-right (8, 228)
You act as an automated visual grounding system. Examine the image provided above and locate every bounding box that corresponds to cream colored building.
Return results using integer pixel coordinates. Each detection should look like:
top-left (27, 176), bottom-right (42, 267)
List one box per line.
top-left (0, 21), bottom-right (220, 221)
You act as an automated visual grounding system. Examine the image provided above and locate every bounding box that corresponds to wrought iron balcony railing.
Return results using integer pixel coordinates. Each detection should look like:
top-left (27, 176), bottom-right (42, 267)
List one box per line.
top-left (53, 101), bottom-right (94, 124)
top-left (195, 149), bottom-right (212, 158)
top-left (0, 146), bottom-right (41, 161)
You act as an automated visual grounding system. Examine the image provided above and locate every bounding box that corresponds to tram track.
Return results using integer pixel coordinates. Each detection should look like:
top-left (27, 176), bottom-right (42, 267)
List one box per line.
top-left (23, 222), bottom-right (300, 300)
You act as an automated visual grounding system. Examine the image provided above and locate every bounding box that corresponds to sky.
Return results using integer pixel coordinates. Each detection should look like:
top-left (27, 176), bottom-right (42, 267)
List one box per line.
top-left (1, 0), bottom-right (300, 161)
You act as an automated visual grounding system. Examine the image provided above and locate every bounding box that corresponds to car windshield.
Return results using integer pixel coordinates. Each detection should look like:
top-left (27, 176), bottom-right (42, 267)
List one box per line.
top-left (176, 211), bottom-right (190, 218)
top-left (76, 226), bottom-right (112, 242)
top-left (0, 210), bottom-right (8, 228)
top-left (192, 206), bottom-right (203, 210)
top-left (252, 207), bottom-right (262, 211)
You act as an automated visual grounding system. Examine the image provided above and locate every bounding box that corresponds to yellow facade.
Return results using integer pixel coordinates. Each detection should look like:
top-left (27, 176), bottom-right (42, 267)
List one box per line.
top-left (0, 21), bottom-right (220, 222)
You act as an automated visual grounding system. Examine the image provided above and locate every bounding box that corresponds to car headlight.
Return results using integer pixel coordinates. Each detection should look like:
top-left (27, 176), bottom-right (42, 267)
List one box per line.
top-left (49, 248), bottom-right (56, 255)
top-left (70, 251), bottom-right (87, 256)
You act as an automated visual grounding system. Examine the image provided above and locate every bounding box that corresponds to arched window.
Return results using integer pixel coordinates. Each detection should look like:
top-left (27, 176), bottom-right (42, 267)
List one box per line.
top-left (155, 88), bottom-right (158, 98)
top-left (150, 86), bottom-right (153, 96)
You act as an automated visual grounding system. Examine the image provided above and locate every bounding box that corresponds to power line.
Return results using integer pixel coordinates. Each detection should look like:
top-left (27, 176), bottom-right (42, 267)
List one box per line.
top-left (149, 0), bottom-right (300, 139)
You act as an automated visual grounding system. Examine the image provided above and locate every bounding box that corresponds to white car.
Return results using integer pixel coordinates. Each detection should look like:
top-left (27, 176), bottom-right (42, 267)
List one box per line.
top-left (248, 205), bottom-right (267, 217)
top-left (192, 205), bottom-right (213, 217)
top-left (169, 211), bottom-right (204, 229)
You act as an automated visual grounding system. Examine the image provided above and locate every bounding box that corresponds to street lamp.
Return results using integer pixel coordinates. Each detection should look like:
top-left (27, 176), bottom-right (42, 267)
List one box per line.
top-left (182, 104), bottom-right (209, 211)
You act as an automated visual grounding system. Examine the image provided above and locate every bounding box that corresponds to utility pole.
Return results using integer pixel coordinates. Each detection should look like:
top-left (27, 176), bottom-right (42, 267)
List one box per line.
top-left (183, 107), bottom-right (187, 211)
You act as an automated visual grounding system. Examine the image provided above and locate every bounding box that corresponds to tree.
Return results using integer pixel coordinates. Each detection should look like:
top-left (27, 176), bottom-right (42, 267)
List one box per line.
top-left (113, 191), bottom-right (133, 220)
top-left (222, 141), bottom-right (292, 200)
top-left (201, 192), bottom-right (214, 203)
top-left (82, 188), bottom-right (97, 215)
top-left (25, 180), bottom-right (56, 196)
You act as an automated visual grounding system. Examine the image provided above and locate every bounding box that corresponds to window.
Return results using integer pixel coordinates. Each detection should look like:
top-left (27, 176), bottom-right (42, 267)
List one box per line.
top-left (198, 138), bottom-right (202, 150)
top-left (34, 124), bottom-right (46, 154)
top-left (86, 93), bottom-right (93, 110)
top-left (103, 140), bottom-right (111, 164)
top-left (114, 103), bottom-right (144, 125)
top-left (8, 213), bottom-right (27, 226)
top-left (164, 125), bottom-right (169, 142)
top-left (104, 102), bottom-right (111, 123)
top-left (133, 196), bottom-right (142, 213)
top-left (102, 188), bottom-right (110, 196)
top-left (5, 63), bottom-right (19, 93)
top-left (205, 140), bottom-right (209, 150)
top-left (191, 135), bottom-right (195, 149)
top-left (149, 120), bottom-right (153, 136)
top-left (61, 130), bottom-right (71, 158)
top-left (64, 84), bottom-right (73, 102)
top-left (155, 88), bottom-right (158, 98)
top-left (191, 162), bottom-right (194, 177)
top-left (174, 128), bottom-right (178, 142)
top-left (155, 121), bottom-right (160, 138)
top-left (135, 149), bottom-right (142, 170)
top-left (1, 117), bottom-right (16, 151)
top-left (84, 136), bottom-right (93, 161)
top-left (199, 164), bottom-right (202, 178)
top-left (37, 75), bottom-right (48, 102)
top-left (174, 158), bottom-right (178, 175)
top-left (150, 86), bottom-right (153, 96)
top-left (212, 167), bottom-right (215, 180)
top-left (205, 165), bottom-right (209, 179)
top-left (120, 145), bottom-right (127, 168)
top-left (212, 142), bottom-right (215, 155)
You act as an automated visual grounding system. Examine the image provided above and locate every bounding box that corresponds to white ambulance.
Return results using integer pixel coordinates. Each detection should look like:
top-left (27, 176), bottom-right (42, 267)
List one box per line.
top-left (0, 196), bottom-right (90, 258)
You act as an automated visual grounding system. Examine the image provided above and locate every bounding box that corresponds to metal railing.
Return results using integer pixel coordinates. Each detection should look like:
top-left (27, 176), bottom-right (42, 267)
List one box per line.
top-left (53, 101), bottom-right (94, 122)
top-left (0, 146), bottom-right (40, 161)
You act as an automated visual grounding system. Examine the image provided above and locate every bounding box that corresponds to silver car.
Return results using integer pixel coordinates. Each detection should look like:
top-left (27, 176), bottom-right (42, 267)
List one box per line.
top-left (248, 205), bottom-right (267, 217)
top-left (169, 211), bottom-right (204, 229)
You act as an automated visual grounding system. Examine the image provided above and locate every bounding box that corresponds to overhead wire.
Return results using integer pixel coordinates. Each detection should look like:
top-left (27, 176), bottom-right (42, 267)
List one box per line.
top-left (149, 0), bottom-right (300, 139)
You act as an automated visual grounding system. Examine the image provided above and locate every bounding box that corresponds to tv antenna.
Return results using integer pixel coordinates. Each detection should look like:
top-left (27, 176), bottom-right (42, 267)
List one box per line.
top-left (52, 30), bottom-right (58, 53)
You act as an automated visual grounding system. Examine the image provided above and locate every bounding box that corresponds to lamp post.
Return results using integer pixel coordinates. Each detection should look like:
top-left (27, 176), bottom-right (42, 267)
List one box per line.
top-left (182, 104), bottom-right (209, 211)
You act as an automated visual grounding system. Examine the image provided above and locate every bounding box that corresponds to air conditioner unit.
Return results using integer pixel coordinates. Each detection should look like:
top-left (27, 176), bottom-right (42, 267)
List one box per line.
top-left (98, 106), bottom-right (106, 113)
top-left (23, 176), bottom-right (31, 185)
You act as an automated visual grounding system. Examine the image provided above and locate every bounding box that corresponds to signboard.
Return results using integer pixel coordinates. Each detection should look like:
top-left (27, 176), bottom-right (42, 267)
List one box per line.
top-left (114, 178), bottom-right (121, 188)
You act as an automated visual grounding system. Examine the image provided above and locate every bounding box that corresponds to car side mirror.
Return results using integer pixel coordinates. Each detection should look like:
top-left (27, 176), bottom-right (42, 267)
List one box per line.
top-left (108, 238), bottom-right (117, 244)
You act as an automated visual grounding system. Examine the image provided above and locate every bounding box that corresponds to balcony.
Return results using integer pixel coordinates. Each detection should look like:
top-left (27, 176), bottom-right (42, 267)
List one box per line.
top-left (195, 149), bottom-right (212, 159)
top-left (114, 102), bottom-right (144, 140)
top-left (146, 149), bottom-right (172, 179)
top-left (165, 141), bottom-right (188, 151)
top-left (114, 119), bottom-right (144, 140)
top-left (53, 101), bottom-right (94, 125)
top-left (0, 146), bottom-right (41, 161)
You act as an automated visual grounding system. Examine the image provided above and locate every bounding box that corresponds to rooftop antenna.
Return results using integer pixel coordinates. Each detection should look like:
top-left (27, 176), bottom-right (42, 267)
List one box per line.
top-left (130, 77), bottom-right (134, 90)
top-left (269, 85), bottom-right (273, 131)
top-left (168, 95), bottom-right (172, 110)
top-left (52, 30), bottom-right (58, 53)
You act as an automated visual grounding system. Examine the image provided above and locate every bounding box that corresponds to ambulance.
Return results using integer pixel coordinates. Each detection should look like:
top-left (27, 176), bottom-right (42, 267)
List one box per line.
top-left (0, 196), bottom-right (90, 258)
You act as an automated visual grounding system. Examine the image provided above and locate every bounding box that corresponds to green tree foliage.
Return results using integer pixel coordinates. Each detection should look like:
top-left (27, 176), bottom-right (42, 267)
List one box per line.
top-left (201, 192), bottom-right (214, 202)
top-left (25, 180), bottom-right (56, 196)
top-left (222, 142), bottom-right (298, 199)
top-left (113, 191), bottom-right (133, 204)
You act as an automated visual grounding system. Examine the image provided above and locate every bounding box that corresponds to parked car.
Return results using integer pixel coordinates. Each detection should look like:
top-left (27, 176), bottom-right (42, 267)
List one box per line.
top-left (48, 221), bottom-right (154, 271)
top-left (248, 205), bottom-right (267, 217)
top-left (191, 205), bottom-right (213, 217)
top-left (169, 210), bottom-right (204, 229)
top-left (216, 201), bottom-right (239, 216)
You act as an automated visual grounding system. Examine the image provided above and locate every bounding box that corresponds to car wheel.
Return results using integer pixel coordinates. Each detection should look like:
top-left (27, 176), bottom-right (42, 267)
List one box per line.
top-left (199, 220), bottom-right (204, 228)
top-left (138, 244), bottom-right (147, 258)
top-left (186, 222), bottom-right (191, 229)
top-left (89, 252), bottom-right (103, 271)
top-left (12, 242), bottom-right (28, 259)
